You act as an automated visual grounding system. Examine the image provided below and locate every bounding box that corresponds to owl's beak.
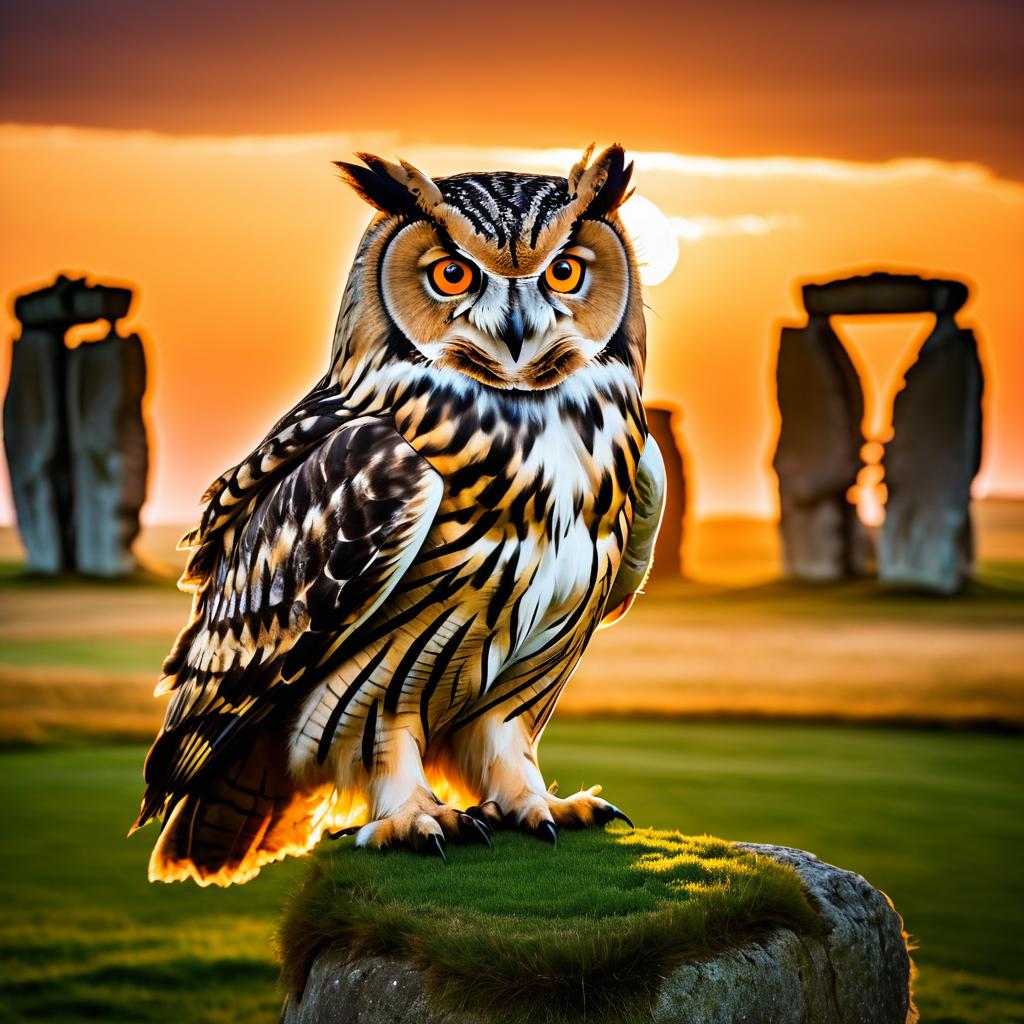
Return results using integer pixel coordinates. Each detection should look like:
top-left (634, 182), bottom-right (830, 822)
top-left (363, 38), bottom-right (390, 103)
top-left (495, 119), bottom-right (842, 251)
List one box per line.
top-left (499, 301), bottom-right (526, 363)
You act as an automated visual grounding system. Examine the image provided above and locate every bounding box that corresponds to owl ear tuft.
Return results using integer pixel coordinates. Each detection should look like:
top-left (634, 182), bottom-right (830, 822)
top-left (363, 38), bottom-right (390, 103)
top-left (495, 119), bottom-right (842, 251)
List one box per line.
top-left (333, 153), bottom-right (442, 218)
top-left (572, 144), bottom-right (635, 220)
top-left (568, 144), bottom-right (596, 194)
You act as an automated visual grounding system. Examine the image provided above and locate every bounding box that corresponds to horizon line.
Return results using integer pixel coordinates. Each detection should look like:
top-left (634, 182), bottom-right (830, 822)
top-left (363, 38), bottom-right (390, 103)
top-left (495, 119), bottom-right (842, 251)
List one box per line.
top-left (2, 122), bottom-right (1022, 198)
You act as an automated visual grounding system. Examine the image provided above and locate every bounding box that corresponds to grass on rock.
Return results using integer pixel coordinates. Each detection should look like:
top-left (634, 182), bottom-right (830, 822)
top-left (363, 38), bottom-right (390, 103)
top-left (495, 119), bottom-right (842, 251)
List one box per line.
top-left (277, 827), bottom-right (821, 1023)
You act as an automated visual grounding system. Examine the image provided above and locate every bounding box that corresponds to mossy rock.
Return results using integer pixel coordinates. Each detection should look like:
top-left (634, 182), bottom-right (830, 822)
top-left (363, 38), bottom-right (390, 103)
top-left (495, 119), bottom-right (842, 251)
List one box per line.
top-left (277, 829), bottom-right (914, 1023)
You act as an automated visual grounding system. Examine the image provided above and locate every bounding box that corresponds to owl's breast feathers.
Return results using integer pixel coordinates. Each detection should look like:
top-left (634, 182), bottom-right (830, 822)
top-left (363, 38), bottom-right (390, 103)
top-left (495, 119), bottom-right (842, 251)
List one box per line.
top-left (137, 365), bottom-right (649, 826)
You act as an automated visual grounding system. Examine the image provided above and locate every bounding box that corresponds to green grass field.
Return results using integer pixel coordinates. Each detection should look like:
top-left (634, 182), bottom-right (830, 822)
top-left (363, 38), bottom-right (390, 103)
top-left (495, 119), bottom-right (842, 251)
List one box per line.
top-left (1, 722), bottom-right (1021, 1023)
top-left (1, 518), bottom-right (1022, 1021)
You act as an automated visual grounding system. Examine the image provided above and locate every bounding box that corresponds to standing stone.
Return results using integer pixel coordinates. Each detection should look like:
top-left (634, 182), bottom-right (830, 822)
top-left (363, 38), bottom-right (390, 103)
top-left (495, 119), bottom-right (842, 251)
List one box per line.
top-left (772, 317), bottom-right (868, 581)
top-left (3, 274), bottom-right (148, 576)
top-left (880, 315), bottom-right (983, 593)
top-left (2, 329), bottom-right (68, 573)
top-left (67, 330), bottom-right (149, 576)
top-left (772, 271), bottom-right (983, 588)
top-left (644, 404), bottom-right (686, 581)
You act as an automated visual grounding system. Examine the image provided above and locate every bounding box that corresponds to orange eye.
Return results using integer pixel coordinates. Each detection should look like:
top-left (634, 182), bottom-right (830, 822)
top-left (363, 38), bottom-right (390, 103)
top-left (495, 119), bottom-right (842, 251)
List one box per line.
top-left (429, 257), bottom-right (476, 297)
top-left (544, 255), bottom-right (585, 293)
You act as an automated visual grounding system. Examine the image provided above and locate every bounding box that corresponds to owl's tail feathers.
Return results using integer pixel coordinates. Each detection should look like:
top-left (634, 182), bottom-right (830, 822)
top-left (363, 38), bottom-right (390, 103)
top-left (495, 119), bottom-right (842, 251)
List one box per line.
top-left (140, 736), bottom-right (335, 887)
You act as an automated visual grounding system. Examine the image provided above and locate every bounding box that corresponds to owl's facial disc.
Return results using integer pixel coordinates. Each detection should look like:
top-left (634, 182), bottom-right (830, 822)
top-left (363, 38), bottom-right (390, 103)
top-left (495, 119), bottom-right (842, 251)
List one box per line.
top-left (380, 219), bottom-right (630, 390)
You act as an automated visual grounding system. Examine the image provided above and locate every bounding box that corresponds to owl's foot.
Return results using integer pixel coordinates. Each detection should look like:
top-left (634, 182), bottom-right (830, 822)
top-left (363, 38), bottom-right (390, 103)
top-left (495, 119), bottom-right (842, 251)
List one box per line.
top-left (355, 787), bottom-right (492, 860)
top-left (546, 785), bottom-right (634, 831)
top-left (468, 785), bottom-right (633, 844)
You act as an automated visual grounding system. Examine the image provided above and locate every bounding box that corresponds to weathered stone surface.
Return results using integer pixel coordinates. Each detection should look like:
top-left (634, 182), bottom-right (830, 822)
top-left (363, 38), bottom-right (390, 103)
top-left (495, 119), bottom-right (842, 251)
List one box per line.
top-left (284, 956), bottom-right (486, 1024)
top-left (2, 328), bottom-right (70, 573)
top-left (281, 845), bottom-right (915, 1024)
top-left (68, 331), bottom-right (148, 576)
top-left (772, 318), bottom-right (870, 582)
top-left (728, 843), bottom-right (914, 1023)
top-left (3, 274), bottom-right (149, 576)
top-left (644, 404), bottom-right (686, 581)
top-left (879, 315), bottom-right (982, 593)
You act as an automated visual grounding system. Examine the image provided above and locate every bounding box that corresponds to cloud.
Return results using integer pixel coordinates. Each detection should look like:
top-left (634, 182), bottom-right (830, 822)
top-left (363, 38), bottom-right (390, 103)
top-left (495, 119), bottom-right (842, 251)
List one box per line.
top-left (4, 126), bottom-right (1021, 200)
top-left (669, 213), bottom-right (803, 242)
top-left (522, 148), bottom-right (1024, 194)
top-left (474, 146), bottom-right (1024, 204)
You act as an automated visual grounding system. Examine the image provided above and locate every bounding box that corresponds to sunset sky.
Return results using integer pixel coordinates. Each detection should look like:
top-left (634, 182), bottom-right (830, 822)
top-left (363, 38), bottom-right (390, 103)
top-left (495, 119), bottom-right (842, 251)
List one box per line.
top-left (1, 1), bottom-right (1022, 524)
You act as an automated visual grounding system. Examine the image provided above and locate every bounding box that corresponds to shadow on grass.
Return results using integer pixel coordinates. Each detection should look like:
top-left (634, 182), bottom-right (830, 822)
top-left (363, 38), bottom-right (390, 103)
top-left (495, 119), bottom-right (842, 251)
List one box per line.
top-left (3, 958), bottom-right (279, 1024)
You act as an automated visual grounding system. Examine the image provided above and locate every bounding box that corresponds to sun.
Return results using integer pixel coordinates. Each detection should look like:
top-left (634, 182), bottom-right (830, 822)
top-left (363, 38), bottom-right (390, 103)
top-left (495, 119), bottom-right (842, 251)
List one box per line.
top-left (617, 193), bottom-right (680, 287)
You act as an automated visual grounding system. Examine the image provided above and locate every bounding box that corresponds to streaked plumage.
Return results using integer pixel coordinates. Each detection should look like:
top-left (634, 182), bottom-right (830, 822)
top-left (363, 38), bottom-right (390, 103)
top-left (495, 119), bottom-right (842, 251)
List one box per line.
top-left (134, 145), bottom-right (665, 884)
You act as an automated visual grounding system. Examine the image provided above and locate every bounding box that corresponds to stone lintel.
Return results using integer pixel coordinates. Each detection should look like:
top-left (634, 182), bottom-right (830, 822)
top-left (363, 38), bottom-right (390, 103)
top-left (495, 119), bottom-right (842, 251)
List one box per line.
top-left (13, 275), bottom-right (133, 330)
top-left (801, 272), bottom-right (968, 318)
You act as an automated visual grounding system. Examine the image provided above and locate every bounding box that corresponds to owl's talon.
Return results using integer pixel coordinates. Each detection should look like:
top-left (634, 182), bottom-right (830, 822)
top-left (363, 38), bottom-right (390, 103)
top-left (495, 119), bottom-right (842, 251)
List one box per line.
top-left (527, 820), bottom-right (558, 846)
top-left (460, 813), bottom-right (494, 850)
top-left (596, 803), bottom-right (634, 829)
top-left (327, 825), bottom-right (361, 840)
top-left (425, 833), bottom-right (448, 864)
top-left (501, 785), bottom-right (632, 834)
top-left (466, 801), bottom-right (504, 829)
top-left (355, 788), bottom-right (502, 858)
top-left (476, 823), bottom-right (495, 850)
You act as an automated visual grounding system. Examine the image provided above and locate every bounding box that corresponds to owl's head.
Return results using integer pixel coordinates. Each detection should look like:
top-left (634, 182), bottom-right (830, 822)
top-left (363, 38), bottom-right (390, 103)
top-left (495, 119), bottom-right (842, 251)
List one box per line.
top-left (332, 145), bottom-right (645, 391)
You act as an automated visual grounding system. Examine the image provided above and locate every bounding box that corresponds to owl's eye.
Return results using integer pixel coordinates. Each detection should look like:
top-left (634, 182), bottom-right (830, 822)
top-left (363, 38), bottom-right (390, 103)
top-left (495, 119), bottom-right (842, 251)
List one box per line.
top-left (544, 255), bottom-right (585, 294)
top-left (428, 257), bottom-right (477, 297)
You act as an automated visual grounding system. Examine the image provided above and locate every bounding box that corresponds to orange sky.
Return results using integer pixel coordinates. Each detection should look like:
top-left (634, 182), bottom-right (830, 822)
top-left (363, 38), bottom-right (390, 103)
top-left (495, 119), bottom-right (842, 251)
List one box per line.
top-left (2, 1), bottom-right (1022, 177)
top-left (1, 126), bottom-right (1022, 524)
top-left (1, 1), bottom-right (1021, 525)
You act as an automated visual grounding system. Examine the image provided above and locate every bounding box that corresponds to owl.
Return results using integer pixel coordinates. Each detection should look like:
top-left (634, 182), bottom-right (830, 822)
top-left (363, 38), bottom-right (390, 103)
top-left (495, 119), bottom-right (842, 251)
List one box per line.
top-left (132, 144), bottom-right (666, 884)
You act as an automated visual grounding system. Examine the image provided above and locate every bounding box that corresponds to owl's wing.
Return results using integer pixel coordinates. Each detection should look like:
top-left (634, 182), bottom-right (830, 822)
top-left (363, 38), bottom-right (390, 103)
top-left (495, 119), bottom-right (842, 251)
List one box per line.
top-left (601, 434), bottom-right (667, 627)
top-left (134, 415), bottom-right (443, 829)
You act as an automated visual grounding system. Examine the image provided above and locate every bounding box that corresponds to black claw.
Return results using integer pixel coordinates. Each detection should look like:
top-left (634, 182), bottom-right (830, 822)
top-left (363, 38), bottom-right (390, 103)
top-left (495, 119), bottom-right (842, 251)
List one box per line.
top-left (467, 801), bottom-right (503, 828)
top-left (535, 820), bottom-right (558, 846)
top-left (426, 833), bottom-right (448, 864)
top-left (327, 825), bottom-right (361, 840)
top-left (595, 803), bottom-right (634, 829)
top-left (608, 805), bottom-right (634, 829)
top-left (598, 802), bottom-right (626, 827)
top-left (464, 816), bottom-right (494, 850)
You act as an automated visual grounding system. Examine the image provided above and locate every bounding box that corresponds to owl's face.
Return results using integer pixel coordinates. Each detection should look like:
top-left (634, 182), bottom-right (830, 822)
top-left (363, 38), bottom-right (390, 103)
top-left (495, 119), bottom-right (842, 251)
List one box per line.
top-left (334, 147), bottom-right (645, 391)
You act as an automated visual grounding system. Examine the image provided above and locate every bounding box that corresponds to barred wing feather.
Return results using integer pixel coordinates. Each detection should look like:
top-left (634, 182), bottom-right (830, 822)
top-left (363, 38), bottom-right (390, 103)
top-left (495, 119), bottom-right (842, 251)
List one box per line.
top-left (134, 415), bottom-right (442, 829)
